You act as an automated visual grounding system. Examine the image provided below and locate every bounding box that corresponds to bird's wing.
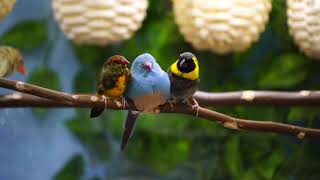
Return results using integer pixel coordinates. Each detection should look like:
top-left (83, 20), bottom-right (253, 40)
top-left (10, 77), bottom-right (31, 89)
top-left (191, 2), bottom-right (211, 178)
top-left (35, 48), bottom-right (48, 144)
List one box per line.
top-left (151, 71), bottom-right (171, 100)
top-left (121, 110), bottom-right (140, 151)
top-left (125, 75), bottom-right (153, 100)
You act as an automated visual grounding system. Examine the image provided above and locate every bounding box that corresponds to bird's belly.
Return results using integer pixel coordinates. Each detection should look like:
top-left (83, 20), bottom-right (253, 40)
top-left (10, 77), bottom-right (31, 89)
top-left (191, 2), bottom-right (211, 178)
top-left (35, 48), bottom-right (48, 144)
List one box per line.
top-left (104, 75), bottom-right (127, 98)
top-left (134, 92), bottom-right (166, 113)
top-left (104, 87), bottom-right (125, 98)
top-left (170, 76), bottom-right (199, 102)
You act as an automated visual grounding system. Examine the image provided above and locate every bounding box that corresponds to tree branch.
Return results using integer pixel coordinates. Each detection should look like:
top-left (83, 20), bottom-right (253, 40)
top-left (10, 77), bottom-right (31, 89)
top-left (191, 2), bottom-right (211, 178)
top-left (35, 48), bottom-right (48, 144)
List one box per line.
top-left (195, 90), bottom-right (320, 106)
top-left (0, 77), bottom-right (319, 139)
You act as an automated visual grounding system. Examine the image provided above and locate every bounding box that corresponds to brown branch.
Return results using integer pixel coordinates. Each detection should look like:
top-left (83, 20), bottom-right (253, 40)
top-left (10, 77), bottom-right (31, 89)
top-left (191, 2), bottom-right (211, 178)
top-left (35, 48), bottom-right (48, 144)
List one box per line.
top-left (0, 78), bottom-right (319, 139)
top-left (195, 90), bottom-right (320, 106)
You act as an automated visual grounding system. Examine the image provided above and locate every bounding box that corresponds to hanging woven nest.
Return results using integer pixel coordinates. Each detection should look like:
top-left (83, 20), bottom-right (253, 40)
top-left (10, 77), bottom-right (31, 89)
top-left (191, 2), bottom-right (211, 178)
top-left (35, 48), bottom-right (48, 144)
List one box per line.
top-left (287, 0), bottom-right (320, 59)
top-left (52, 0), bottom-right (148, 46)
top-left (172, 0), bottom-right (272, 54)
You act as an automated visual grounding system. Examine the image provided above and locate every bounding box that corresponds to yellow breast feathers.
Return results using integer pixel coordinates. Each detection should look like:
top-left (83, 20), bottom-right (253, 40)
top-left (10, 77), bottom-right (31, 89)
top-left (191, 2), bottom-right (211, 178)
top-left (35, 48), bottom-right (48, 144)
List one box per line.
top-left (170, 57), bottom-right (199, 80)
top-left (104, 75), bottom-right (127, 98)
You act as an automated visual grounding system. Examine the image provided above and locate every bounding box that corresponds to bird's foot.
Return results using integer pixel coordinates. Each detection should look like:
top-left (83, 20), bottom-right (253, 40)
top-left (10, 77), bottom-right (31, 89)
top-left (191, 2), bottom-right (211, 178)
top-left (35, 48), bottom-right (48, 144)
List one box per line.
top-left (101, 95), bottom-right (109, 110)
top-left (121, 97), bottom-right (128, 108)
top-left (190, 98), bottom-right (200, 117)
top-left (168, 98), bottom-right (176, 111)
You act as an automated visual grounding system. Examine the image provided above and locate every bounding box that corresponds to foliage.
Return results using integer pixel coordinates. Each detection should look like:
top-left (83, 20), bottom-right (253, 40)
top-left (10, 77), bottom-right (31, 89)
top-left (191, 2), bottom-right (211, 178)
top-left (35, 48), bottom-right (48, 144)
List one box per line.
top-left (27, 67), bottom-right (61, 119)
top-left (54, 154), bottom-right (84, 180)
top-left (66, 113), bottom-right (111, 161)
top-left (1, 20), bottom-right (47, 50)
top-left (3, 0), bottom-right (320, 179)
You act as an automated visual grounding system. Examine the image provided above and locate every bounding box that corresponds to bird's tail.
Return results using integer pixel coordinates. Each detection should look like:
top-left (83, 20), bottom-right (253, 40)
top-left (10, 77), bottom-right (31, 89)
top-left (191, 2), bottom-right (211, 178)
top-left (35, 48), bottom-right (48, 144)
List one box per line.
top-left (121, 110), bottom-right (140, 151)
top-left (90, 107), bottom-right (105, 118)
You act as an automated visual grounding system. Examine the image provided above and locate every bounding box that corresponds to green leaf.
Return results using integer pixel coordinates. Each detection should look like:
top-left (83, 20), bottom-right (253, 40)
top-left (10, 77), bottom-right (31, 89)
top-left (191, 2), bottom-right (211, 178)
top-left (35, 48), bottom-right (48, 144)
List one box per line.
top-left (1, 20), bottom-right (47, 50)
top-left (54, 154), bottom-right (84, 180)
top-left (225, 135), bottom-right (242, 178)
top-left (66, 116), bottom-right (111, 161)
top-left (127, 129), bottom-right (191, 173)
top-left (28, 67), bottom-right (60, 90)
top-left (73, 44), bottom-right (105, 65)
top-left (269, 0), bottom-right (294, 49)
top-left (74, 67), bottom-right (98, 93)
top-left (27, 67), bottom-right (60, 119)
top-left (258, 54), bottom-right (308, 88)
top-left (287, 107), bottom-right (320, 122)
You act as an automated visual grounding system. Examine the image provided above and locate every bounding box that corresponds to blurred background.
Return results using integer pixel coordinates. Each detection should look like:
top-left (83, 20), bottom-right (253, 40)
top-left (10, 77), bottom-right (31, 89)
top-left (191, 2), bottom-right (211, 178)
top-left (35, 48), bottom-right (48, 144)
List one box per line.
top-left (0, 0), bottom-right (320, 179)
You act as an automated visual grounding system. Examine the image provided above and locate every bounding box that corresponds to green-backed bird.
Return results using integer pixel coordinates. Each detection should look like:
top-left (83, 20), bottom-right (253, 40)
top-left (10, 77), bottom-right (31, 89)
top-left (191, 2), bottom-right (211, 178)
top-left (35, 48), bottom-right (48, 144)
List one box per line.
top-left (90, 55), bottom-right (131, 118)
top-left (0, 46), bottom-right (26, 77)
top-left (167, 52), bottom-right (200, 114)
top-left (121, 53), bottom-right (171, 151)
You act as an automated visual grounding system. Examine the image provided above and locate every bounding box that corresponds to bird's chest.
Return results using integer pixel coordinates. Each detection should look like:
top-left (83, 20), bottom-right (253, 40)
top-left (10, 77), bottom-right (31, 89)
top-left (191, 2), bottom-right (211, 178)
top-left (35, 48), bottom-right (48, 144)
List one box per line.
top-left (0, 60), bottom-right (12, 77)
top-left (104, 75), bottom-right (127, 98)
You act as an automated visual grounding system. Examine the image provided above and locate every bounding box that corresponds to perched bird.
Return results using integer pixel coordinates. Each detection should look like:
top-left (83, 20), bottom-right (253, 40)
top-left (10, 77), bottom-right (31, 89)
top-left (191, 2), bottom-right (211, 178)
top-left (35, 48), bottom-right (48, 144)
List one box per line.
top-left (167, 52), bottom-right (200, 114)
top-left (121, 53), bottom-right (170, 151)
top-left (90, 55), bottom-right (131, 118)
top-left (0, 46), bottom-right (26, 77)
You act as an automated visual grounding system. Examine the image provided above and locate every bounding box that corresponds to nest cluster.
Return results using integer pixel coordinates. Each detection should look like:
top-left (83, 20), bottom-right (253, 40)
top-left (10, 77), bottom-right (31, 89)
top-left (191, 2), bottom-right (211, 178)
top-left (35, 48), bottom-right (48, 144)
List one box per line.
top-left (52, 0), bottom-right (148, 46)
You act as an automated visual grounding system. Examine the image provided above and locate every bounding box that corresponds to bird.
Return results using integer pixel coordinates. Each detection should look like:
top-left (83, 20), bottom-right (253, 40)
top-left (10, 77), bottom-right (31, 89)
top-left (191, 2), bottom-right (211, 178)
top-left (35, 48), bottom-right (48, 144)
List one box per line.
top-left (167, 52), bottom-right (200, 115)
top-left (90, 55), bottom-right (131, 118)
top-left (121, 53), bottom-right (170, 151)
top-left (0, 46), bottom-right (26, 77)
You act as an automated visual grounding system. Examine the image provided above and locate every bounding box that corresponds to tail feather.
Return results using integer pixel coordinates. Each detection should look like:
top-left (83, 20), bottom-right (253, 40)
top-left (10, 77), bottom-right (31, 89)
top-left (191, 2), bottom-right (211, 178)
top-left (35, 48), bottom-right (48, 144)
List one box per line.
top-left (121, 110), bottom-right (140, 151)
top-left (90, 107), bottom-right (104, 118)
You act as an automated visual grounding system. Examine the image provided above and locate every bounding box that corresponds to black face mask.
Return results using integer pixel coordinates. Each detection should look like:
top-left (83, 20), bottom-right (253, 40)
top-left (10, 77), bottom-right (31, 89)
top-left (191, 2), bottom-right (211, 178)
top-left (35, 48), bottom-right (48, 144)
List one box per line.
top-left (177, 58), bottom-right (196, 73)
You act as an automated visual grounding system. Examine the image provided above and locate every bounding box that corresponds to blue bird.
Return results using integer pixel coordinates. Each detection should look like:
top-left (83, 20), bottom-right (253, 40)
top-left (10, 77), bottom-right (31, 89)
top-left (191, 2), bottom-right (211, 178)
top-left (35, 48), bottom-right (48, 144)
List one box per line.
top-left (121, 53), bottom-right (170, 151)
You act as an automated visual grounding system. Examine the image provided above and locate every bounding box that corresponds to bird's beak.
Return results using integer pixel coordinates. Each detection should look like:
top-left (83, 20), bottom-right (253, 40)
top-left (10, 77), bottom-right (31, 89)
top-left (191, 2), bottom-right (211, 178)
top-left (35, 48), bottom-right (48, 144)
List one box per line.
top-left (143, 62), bottom-right (152, 71)
top-left (121, 59), bottom-right (130, 65)
top-left (18, 64), bottom-right (27, 75)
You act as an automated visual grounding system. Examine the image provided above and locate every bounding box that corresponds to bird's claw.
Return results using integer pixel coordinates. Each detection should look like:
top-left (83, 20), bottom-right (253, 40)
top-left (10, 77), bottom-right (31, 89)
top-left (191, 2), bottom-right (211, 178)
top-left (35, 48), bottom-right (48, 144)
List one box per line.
top-left (121, 97), bottom-right (128, 108)
top-left (168, 98), bottom-right (176, 111)
top-left (190, 98), bottom-right (200, 117)
top-left (101, 95), bottom-right (109, 110)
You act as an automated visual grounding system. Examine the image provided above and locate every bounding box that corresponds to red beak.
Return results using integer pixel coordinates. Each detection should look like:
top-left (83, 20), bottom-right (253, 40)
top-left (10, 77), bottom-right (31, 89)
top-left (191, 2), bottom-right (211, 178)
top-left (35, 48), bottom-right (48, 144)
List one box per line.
top-left (143, 62), bottom-right (152, 71)
top-left (18, 64), bottom-right (27, 75)
top-left (121, 59), bottom-right (129, 65)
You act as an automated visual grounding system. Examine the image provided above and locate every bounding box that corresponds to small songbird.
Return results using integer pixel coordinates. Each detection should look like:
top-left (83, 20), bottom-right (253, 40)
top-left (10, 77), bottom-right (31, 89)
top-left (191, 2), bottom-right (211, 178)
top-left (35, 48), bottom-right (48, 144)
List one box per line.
top-left (167, 52), bottom-right (200, 113)
top-left (90, 55), bottom-right (131, 118)
top-left (121, 53), bottom-right (170, 151)
top-left (0, 46), bottom-right (26, 77)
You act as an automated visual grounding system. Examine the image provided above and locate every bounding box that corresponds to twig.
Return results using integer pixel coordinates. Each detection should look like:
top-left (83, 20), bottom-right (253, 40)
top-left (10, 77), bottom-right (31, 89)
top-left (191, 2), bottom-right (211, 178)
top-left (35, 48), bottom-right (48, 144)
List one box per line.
top-left (0, 78), bottom-right (319, 139)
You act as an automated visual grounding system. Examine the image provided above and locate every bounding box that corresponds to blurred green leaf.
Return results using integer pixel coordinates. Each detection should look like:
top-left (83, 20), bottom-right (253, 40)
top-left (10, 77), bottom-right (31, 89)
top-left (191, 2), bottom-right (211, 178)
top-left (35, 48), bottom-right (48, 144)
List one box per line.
top-left (73, 44), bottom-right (105, 65)
top-left (1, 20), bottom-right (47, 50)
top-left (269, 0), bottom-right (294, 49)
top-left (287, 107), bottom-right (320, 122)
top-left (66, 116), bottom-right (111, 161)
top-left (258, 54), bottom-right (308, 88)
top-left (74, 67), bottom-right (98, 93)
top-left (54, 154), bottom-right (84, 180)
top-left (127, 129), bottom-right (191, 173)
top-left (225, 135), bottom-right (242, 178)
top-left (27, 67), bottom-right (60, 118)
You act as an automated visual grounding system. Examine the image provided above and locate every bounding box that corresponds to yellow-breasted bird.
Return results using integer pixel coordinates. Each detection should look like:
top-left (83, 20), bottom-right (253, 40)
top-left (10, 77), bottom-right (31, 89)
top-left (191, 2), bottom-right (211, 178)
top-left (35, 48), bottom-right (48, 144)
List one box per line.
top-left (167, 52), bottom-right (200, 114)
top-left (90, 55), bottom-right (131, 118)
top-left (0, 46), bottom-right (26, 77)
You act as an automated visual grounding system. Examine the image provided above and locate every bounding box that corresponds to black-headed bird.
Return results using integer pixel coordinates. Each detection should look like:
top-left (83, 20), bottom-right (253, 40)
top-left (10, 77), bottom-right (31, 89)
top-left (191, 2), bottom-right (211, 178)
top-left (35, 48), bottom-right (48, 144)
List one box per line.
top-left (121, 53), bottom-right (171, 151)
top-left (0, 46), bottom-right (26, 77)
top-left (167, 52), bottom-right (200, 114)
top-left (90, 55), bottom-right (131, 118)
